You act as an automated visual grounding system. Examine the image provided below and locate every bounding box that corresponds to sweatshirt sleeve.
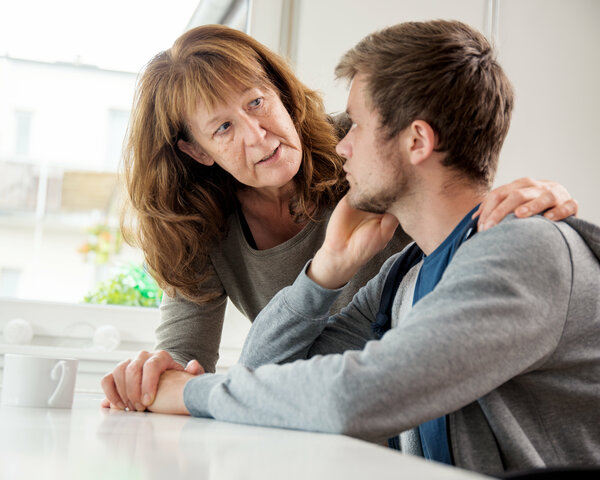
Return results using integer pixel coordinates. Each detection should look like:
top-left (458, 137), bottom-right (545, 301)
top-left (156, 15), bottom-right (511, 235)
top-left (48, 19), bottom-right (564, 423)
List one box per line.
top-left (238, 255), bottom-right (400, 368)
top-left (156, 259), bottom-right (227, 373)
top-left (183, 217), bottom-right (572, 443)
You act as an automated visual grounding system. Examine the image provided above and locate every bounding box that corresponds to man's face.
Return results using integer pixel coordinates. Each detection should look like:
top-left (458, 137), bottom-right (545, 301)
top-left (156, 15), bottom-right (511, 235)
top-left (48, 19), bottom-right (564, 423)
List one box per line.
top-left (336, 74), bottom-right (414, 214)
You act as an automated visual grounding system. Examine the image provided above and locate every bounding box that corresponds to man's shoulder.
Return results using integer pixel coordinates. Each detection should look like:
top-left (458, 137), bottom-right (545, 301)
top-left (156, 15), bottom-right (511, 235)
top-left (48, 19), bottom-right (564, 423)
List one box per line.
top-left (446, 214), bottom-right (576, 280)
top-left (478, 214), bottom-right (600, 258)
top-left (496, 212), bottom-right (562, 231)
top-left (473, 214), bottom-right (571, 253)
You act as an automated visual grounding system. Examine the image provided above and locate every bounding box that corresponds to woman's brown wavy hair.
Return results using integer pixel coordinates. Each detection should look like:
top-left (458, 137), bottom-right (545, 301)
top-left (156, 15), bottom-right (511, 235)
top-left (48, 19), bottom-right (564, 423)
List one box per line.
top-left (122, 24), bottom-right (347, 303)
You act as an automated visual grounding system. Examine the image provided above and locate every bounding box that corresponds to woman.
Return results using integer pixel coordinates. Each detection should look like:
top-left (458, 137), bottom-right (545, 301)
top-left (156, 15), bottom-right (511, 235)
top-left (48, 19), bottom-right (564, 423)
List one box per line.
top-left (101, 25), bottom-right (577, 412)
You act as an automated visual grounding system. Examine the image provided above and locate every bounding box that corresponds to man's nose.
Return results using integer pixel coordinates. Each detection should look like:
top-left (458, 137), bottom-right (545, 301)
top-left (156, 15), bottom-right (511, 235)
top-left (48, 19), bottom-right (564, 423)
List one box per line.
top-left (336, 134), bottom-right (352, 159)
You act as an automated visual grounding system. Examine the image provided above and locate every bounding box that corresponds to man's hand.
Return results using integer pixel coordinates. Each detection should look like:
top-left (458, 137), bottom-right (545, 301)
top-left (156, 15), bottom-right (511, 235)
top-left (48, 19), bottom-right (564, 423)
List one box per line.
top-left (100, 350), bottom-right (204, 411)
top-left (146, 370), bottom-right (196, 415)
top-left (308, 195), bottom-right (399, 289)
top-left (474, 177), bottom-right (578, 231)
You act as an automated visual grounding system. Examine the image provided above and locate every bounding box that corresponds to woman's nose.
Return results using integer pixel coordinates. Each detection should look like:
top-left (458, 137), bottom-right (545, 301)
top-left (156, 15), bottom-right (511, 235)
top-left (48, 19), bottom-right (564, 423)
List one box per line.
top-left (241, 115), bottom-right (266, 146)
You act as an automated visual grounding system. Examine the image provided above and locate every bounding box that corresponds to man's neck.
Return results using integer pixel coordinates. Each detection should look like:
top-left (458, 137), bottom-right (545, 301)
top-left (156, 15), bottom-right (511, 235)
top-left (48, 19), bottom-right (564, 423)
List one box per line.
top-left (392, 179), bottom-right (488, 255)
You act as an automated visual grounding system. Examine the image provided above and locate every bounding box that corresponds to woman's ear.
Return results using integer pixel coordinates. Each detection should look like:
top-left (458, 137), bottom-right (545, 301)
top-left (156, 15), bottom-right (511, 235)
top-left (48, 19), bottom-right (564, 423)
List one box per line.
top-left (405, 120), bottom-right (436, 166)
top-left (177, 139), bottom-right (214, 166)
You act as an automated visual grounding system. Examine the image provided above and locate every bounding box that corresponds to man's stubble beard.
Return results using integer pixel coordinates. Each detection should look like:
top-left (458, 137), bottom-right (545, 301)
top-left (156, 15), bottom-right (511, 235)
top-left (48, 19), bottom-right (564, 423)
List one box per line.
top-left (347, 186), bottom-right (402, 214)
top-left (347, 146), bottom-right (414, 215)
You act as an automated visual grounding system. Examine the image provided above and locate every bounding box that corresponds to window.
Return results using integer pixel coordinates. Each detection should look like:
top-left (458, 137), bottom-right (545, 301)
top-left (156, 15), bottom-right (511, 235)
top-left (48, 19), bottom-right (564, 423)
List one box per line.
top-left (0, 0), bottom-right (201, 305)
top-left (0, 0), bottom-right (252, 306)
top-left (14, 110), bottom-right (33, 156)
top-left (0, 268), bottom-right (21, 297)
top-left (106, 109), bottom-right (130, 171)
top-left (0, 0), bottom-right (253, 388)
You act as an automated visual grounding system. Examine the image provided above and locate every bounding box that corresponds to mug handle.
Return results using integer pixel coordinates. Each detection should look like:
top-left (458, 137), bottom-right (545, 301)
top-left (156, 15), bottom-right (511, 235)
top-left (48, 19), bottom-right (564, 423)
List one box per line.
top-left (48, 360), bottom-right (70, 407)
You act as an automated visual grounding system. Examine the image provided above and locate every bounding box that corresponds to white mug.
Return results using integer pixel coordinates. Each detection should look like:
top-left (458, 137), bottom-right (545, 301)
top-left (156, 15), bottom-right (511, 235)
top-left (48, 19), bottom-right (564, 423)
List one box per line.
top-left (1, 354), bottom-right (78, 408)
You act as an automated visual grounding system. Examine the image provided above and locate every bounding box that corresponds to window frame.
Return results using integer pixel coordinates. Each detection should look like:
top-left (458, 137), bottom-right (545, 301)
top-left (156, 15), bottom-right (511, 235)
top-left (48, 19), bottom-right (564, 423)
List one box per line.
top-left (0, 0), bottom-right (281, 391)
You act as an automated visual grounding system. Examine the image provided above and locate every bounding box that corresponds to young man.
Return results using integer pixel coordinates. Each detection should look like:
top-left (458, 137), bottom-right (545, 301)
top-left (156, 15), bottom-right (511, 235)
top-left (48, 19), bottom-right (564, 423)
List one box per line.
top-left (147, 20), bottom-right (600, 475)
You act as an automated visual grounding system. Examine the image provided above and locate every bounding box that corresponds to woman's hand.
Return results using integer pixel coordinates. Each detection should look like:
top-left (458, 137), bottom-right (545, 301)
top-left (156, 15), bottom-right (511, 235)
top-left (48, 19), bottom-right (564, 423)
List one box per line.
top-left (309, 195), bottom-right (399, 289)
top-left (100, 350), bottom-right (204, 411)
top-left (474, 177), bottom-right (578, 231)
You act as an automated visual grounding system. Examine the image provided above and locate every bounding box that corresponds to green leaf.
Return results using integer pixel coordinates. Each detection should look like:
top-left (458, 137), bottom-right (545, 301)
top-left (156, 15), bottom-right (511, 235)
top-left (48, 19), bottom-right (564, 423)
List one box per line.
top-left (82, 264), bottom-right (163, 308)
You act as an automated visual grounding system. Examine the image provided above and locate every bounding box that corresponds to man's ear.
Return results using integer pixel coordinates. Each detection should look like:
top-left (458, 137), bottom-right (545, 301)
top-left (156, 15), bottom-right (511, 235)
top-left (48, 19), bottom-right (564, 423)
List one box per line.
top-left (405, 120), bottom-right (436, 166)
top-left (177, 139), bottom-right (214, 166)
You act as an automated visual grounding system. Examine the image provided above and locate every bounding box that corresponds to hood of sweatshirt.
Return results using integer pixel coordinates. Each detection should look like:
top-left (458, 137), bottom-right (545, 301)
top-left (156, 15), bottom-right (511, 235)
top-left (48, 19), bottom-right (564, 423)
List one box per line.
top-left (565, 216), bottom-right (600, 262)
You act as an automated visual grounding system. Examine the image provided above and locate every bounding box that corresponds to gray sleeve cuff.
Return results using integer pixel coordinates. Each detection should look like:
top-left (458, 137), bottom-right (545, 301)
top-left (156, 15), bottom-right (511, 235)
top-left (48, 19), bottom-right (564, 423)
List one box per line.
top-left (283, 260), bottom-right (345, 317)
top-left (183, 373), bottom-right (226, 417)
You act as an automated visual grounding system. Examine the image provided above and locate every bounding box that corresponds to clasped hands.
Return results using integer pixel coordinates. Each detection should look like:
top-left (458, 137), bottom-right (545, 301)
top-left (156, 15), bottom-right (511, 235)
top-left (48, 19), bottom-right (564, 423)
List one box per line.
top-left (101, 350), bottom-right (201, 415)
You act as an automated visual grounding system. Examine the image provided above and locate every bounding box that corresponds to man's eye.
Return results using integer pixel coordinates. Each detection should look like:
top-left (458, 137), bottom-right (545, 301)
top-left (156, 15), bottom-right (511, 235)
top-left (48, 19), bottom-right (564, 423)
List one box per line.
top-left (215, 122), bottom-right (231, 135)
top-left (249, 97), bottom-right (263, 108)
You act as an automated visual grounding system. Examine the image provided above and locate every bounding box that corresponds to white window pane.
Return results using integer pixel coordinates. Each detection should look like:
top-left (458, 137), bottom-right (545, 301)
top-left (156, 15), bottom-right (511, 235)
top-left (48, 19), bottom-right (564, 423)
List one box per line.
top-left (0, 0), bottom-right (206, 308)
top-left (0, 1), bottom-right (251, 376)
top-left (14, 110), bottom-right (33, 156)
top-left (0, 268), bottom-right (21, 297)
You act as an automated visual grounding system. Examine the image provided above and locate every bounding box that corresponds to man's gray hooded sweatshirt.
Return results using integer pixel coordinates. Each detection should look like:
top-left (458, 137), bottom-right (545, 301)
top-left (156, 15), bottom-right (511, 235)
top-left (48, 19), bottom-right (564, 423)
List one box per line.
top-left (183, 215), bottom-right (600, 476)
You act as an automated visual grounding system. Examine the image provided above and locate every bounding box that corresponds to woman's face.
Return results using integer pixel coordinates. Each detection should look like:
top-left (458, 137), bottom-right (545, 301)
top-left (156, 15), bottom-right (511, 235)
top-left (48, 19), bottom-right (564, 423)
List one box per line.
top-left (179, 85), bottom-right (303, 195)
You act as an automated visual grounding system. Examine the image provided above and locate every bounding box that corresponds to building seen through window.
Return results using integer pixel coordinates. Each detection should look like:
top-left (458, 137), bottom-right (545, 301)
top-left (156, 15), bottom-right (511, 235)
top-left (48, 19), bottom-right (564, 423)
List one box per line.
top-left (0, 0), bottom-right (250, 306)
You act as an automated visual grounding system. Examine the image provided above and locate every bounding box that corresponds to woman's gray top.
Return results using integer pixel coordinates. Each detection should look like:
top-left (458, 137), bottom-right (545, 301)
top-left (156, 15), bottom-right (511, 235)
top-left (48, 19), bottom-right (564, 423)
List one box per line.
top-left (156, 207), bottom-right (411, 372)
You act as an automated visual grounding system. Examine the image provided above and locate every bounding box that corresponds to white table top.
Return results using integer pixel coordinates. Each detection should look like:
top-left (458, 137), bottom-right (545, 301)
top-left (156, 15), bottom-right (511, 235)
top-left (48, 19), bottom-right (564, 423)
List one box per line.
top-left (0, 392), bottom-right (490, 480)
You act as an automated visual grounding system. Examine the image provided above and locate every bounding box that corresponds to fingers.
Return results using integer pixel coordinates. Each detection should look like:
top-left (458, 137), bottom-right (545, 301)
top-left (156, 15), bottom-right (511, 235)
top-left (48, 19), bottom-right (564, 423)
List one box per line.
top-left (125, 351), bottom-right (153, 411)
top-left (478, 186), bottom-right (540, 231)
top-left (478, 177), bottom-right (576, 231)
top-left (140, 350), bottom-right (184, 408)
top-left (543, 198), bottom-right (579, 221)
top-left (514, 181), bottom-right (576, 221)
top-left (113, 358), bottom-right (136, 411)
top-left (101, 350), bottom-right (194, 412)
top-left (477, 186), bottom-right (509, 230)
top-left (100, 397), bottom-right (124, 410)
top-left (101, 362), bottom-right (128, 410)
top-left (380, 213), bottom-right (399, 241)
top-left (184, 359), bottom-right (205, 375)
top-left (533, 179), bottom-right (572, 205)
top-left (478, 177), bottom-right (540, 227)
top-left (513, 190), bottom-right (560, 218)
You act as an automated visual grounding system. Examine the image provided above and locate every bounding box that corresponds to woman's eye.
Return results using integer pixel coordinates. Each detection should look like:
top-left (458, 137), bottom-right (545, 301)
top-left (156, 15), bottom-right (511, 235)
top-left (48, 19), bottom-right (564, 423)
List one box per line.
top-left (215, 122), bottom-right (231, 135)
top-left (249, 97), bottom-right (263, 108)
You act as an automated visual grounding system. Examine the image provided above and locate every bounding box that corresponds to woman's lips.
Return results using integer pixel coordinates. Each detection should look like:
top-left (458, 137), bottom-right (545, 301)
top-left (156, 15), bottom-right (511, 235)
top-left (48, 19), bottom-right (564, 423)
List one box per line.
top-left (257, 145), bottom-right (281, 165)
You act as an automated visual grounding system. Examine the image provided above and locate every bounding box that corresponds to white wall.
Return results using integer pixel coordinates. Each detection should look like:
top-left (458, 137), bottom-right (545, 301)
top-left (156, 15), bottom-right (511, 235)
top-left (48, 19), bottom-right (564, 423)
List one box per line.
top-left (288, 0), bottom-right (600, 224)
top-left (293, 0), bottom-right (487, 113)
top-left (494, 0), bottom-right (600, 224)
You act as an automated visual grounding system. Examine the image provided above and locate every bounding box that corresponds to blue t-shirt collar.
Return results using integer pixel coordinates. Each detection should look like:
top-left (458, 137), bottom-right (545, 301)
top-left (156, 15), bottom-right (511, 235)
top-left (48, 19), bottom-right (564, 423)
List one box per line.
top-left (422, 204), bottom-right (481, 264)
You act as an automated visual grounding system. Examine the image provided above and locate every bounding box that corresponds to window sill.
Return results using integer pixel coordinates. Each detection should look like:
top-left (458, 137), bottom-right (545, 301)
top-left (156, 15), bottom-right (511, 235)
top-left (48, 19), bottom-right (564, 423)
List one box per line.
top-left (0, 297), bottom-right (160, 343)
top-left (0, 297), bottom-right (248, 392)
